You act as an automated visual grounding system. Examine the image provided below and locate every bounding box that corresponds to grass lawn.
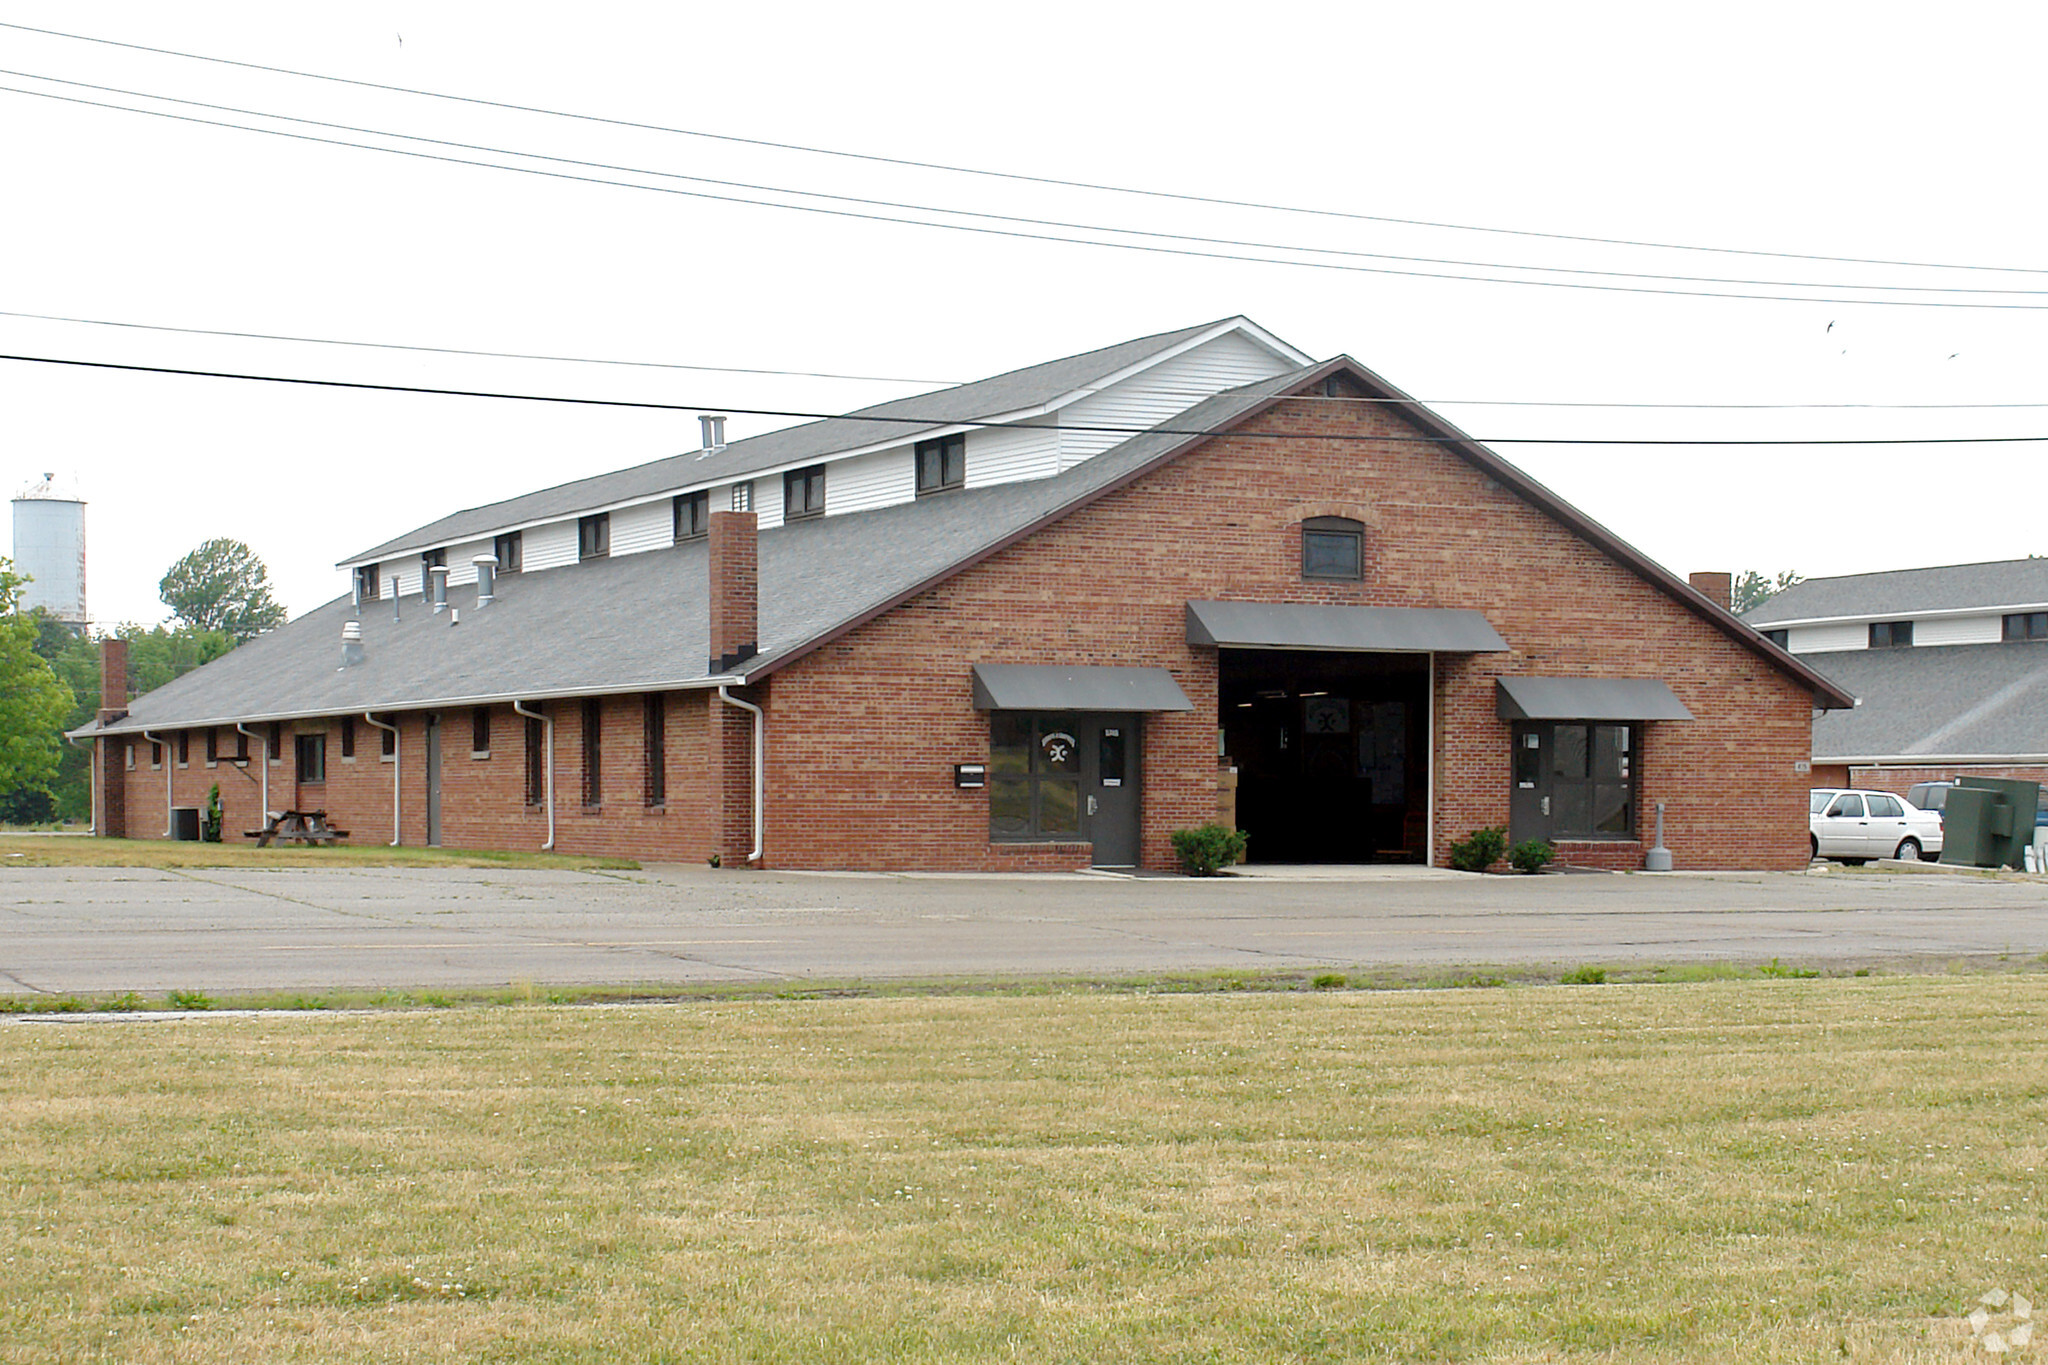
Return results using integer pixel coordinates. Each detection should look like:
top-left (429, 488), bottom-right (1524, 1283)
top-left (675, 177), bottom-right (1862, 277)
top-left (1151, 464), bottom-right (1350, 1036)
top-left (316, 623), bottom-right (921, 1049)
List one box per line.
top-left (2, 979), bottom-right (2042, 1362)
top-left (0, 834), bottom-right (636, 872)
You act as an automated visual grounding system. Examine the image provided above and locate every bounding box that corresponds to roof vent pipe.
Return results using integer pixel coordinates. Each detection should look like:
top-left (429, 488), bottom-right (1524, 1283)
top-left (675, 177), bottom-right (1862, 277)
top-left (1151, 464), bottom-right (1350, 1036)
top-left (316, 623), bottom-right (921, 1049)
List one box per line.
top-left (473, 553), bottom-right (498, 607)
top-left (340, 620), bottom-right (365, 669)
top-left (699, 414), bottom-right (727, 453)
top-left (392, 582), bottom-right (402, 622)
top-left (429, 564), bottom-right (450, 614)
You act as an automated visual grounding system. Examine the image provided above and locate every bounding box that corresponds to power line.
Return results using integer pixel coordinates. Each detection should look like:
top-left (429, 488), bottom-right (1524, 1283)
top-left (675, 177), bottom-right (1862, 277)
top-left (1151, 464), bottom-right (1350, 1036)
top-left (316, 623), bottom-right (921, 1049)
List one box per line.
top-left (6, 16), bottom-right (2044, 281)
top-left (9, 66), bottom-right (2046, 302)
top-left (6, 349), bottom-right (2047, 447)
top-left (12, 82), bottom-right (2048, 314)
top-left (7, 306), bottom-right (2047, 410)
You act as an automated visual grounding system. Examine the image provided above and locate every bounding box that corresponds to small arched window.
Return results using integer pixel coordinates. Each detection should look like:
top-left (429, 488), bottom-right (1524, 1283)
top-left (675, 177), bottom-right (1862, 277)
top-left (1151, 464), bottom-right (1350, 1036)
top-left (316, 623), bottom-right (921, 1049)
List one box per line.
top-left (1301, 516), bottom-right (1364, 580)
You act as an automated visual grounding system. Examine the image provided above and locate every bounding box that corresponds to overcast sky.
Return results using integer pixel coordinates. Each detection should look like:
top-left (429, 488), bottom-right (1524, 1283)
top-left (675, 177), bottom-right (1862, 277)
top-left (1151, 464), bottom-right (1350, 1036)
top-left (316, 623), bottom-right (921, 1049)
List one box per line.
top-left (3, 2), bottom-right (2043, 627)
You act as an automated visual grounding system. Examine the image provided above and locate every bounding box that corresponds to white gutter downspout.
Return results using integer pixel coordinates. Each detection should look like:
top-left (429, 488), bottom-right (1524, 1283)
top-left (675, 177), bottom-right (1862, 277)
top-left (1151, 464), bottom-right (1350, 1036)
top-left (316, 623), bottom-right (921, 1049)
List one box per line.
top-left (362, 713), bottom-right (401, 846)
top-left (235, 723), bottom-right (269, 818)
top-left (510, 700), bottom-right (554, 851)
top-left (716, 684), bottom-right (764, 864)
top-left (142, 731), bottom-right (173, 837)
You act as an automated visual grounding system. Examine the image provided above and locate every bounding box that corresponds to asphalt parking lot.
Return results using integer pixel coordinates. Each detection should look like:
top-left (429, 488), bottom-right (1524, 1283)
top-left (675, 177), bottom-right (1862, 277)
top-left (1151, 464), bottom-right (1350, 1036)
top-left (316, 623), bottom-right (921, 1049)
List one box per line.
top-left (3, 861), bottom-right (2046, 997)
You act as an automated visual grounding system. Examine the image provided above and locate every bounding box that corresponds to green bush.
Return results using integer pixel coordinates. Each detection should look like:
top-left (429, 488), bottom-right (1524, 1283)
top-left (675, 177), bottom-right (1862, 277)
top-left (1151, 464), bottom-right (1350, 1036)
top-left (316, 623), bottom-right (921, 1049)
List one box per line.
top-left (201, 784), bottom-right (224, 843)
top-left (1170, 824), bottom-right (1248, 876)
top-left (1447, 826), bottom-right (1507, 873)
top-left (1508, 838), bottom-right (1555, 874)
top-left (1560, 965), bottom-right (1606, 985)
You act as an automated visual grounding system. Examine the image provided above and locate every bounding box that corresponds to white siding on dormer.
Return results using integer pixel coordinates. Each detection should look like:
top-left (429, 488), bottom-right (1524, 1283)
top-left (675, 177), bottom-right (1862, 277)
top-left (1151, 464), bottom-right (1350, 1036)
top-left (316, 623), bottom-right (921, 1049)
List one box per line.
top-left (1917, 614), bottom-right (2003, 647)
top-left (966, 423), bottom-right (1059, 486)
top-left (1788, 622), bottom-right (1869, 654)
top-left (611, 500), bottom-right (672, 557)
top-left (524, 520), bottom-right (579, 572)
top-left (753, 478), bottom-right (785, 530)
top-left (444, 538), bottom-right (493, 586)
top-left (829, 447), bottom-right (915, 514)
top-left (380, 557), bottom-right (415, 601)
top-left (1055, 330), bottom-right (1294, 468)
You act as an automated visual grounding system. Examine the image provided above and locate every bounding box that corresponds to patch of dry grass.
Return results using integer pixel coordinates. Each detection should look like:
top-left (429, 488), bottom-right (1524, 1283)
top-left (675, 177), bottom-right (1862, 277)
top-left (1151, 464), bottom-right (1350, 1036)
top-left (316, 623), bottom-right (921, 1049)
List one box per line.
top-left (2, 979), bottom-right (2043, 1361)
top-left (0, 834), bottom-right (635, 872)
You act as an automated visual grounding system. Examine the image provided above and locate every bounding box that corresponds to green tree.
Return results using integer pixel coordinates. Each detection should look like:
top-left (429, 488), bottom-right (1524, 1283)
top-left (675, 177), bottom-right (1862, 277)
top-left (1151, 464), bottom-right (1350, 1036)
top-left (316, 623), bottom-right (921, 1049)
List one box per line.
top-left (159, 538), bottom-right (287, 643)
top-left (0, 563), bottom-right (76, 814)
top-left (1731, 569), bottom-right (1803, 616)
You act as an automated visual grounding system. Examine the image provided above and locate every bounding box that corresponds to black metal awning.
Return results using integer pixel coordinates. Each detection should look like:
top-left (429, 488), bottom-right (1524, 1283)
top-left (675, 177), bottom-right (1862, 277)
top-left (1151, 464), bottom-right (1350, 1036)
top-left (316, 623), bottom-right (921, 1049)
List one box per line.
top-left (1184, 600), bottom-right (1509, 653)
top-left (1494, 677), bottom-right (1694, 722)
top-left (970, 664), bottom-right (1194, 712)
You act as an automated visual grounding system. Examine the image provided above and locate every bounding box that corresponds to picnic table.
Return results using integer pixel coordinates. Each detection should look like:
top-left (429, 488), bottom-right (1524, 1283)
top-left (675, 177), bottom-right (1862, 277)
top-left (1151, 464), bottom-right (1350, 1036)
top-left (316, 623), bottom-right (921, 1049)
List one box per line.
top-left (244, 810), bottom-right (351, 846)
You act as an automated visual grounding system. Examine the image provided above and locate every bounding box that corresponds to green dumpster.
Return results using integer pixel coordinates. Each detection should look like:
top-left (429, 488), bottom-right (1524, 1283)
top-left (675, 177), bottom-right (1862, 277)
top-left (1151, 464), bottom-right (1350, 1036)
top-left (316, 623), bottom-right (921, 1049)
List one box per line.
top-left (1938, 777), bottom-right (2040, 870)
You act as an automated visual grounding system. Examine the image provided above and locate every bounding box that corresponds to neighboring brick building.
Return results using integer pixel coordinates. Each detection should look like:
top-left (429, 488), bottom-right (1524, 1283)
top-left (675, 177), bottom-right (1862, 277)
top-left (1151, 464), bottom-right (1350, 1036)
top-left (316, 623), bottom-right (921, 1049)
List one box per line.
top-left (77, 318), bottom-right (1852, 871)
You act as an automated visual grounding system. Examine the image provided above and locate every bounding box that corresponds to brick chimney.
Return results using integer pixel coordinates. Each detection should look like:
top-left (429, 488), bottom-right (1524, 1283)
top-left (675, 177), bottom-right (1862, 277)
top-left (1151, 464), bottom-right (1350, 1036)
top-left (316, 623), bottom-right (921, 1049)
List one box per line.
top-left (708, 509), bottom-right (758, 673)
top-left (98, 637), bottom-right (128, 723)
top-left (1688, 571), bottom-right (1733, 611)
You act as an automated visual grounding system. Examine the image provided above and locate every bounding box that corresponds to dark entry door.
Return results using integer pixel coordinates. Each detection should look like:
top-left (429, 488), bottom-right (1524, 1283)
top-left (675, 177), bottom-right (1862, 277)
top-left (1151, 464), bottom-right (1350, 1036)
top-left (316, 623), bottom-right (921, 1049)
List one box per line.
top-left (1083, 715), bottom-right (1141, 867)
top-left (1510, 721), bottom-right (1637, 845)
top-left (424, 713), bottom-right (443, 847)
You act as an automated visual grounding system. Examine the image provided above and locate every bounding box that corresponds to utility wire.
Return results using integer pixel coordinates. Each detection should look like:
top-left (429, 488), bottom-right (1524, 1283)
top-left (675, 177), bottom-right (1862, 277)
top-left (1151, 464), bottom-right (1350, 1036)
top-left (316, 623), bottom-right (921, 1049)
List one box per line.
top-left (11, 82), bottom-right (2048, 314)
top-left (6, 350), bottom-right (2046, 447)
top-left (6, 305), bottom-right (2046, 410)
top-left (8, 66), bottom-right (2043, 301)
top-left (6, 17), bottom-right (2044, 280)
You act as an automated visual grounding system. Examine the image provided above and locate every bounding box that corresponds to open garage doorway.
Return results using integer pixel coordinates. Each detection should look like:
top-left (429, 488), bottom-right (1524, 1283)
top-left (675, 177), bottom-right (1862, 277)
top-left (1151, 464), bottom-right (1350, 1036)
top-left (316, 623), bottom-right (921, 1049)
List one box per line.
top-left (1219, 651), bottom-right (1429, 863)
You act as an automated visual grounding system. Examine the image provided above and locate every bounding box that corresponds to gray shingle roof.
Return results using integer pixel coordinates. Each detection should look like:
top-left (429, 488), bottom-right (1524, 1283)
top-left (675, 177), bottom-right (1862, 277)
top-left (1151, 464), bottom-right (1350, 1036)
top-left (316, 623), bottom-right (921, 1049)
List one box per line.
top-left (339, 317), bottom-right (1257, 566)
top-left (90, 369), bottom-right (1315, 736)
top-left (1745, 558), bottom-right (2048, 626)
top-left (1805, 641), bottom-right (2048, 760)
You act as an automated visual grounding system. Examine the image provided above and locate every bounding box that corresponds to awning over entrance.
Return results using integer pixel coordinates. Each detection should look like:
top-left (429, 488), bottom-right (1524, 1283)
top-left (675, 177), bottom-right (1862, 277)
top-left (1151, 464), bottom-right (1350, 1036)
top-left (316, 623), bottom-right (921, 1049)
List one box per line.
top-left (1495, 676), bottom-right (1694, 722)
top-left (1185, 600), bottom-right (1509, 653)
top-left (970, 664), bottom-right (1194, 712)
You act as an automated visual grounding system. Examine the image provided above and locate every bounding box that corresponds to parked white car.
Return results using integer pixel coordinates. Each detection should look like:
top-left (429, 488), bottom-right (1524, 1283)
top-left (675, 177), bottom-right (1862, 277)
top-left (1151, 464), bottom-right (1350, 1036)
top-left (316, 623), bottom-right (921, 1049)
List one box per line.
top-left (1809, 788), bottom-right (1944, 864)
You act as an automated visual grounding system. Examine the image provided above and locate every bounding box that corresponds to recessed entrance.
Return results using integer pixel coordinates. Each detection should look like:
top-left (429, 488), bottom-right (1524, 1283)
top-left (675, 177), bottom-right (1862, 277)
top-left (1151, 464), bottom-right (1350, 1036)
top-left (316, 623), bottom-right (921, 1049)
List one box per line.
top-left (1220, 651), bottom-right (1429, 863)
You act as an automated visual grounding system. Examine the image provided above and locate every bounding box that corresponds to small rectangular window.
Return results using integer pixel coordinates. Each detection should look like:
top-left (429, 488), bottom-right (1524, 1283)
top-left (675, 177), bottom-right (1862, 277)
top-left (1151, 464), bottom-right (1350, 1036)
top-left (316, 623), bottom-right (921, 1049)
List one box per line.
top-left (1869, 620), bottom-right (1914, 648)
top-left (420, 547), bottom-right (446, 600)
top-left (234, 729), bottom-right (248, 765)
top-left (674, 490), bottom-right (710, 542)
top-left (340, 715), bottom-right (356, 759)
top-left (267, 723), bottom-right (282, 764)
top-left (784, 465), bottom-right (826, 520)
top-left (125, 740), bottom-right (135, 771)
top-left (177, 732), bottom-right (189, 767)
top-left (2004, 612), bottom-right (2048, 641)
top-left (296, 733), bottom-right (326, 784)
top-left (731, 481), bottom-right (753, 513)
top-left (582, 698), bottom-right (602, 806)
top-left (150, 740), bottom-right (162, 770)
top-left (381, 718), bottom-right (396, 760)
top-left (1302, 517), bottom-right (1365, 580)
top-left (915, 433), bottom-right (965, 495)
top-left (578, 513), bottom-right (610, 561)
top-left (525, 711), bottom-right (545, 806)
top-left (472, 706), bottom-right (491, 757)
top-left (205, 729), bottom-right (219, 766)
top-left (495, 530), bottom-right (523, 573)
top-left (643, 693), bottom-right (666, 807)
top-left (357, 564), bottom-right (380, 601)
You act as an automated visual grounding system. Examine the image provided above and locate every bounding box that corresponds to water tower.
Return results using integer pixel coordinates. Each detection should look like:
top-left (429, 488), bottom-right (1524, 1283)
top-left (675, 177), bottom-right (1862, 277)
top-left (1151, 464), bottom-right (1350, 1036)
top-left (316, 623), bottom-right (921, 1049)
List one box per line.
top-left (12, 472), bottom-right (87, 628)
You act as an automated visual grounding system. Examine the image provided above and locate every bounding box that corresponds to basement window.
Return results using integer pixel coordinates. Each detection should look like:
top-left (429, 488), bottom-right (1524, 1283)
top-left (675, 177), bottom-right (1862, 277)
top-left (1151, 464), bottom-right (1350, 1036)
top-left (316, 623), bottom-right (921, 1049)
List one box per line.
top-left (915, 433), bottom-right (965, 496)
top-left (295, 733), bottom-right (326, 784)
top-left (1301, 516), bottom-right (1365, 580)
top-left (2004, 612), bottom-right (2048, 641)
top-left (674, 490), bottom-right (710, 542)
top-left (1868, 620), bottom-right (1914, 649)
top-left (785, 465), bottom-right (826, 520)
top-left (495, 530), bottom-right (523, 573)
top-left (578, 513), bottom-right (610, 561)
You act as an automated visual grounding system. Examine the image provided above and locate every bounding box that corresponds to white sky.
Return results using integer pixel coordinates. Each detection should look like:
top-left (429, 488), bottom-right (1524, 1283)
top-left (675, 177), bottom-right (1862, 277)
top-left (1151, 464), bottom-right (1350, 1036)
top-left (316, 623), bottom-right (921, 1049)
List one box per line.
top-left (2, 1), bottom-right (2043, 626)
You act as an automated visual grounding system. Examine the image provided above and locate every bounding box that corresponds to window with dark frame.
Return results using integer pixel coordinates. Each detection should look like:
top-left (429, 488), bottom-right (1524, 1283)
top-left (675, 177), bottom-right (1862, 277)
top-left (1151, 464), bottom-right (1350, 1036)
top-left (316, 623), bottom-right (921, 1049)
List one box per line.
top-left (1869, 620), bottom-right (1914, 648)
top-left (988, 712), bottom-right (1083, 842)
top-left (1518, 721), bottom-right (1637, 838)
top-left (420, 547), bottom-right (446, 599)
top-left (643, 693), bottom-right (666, 807)
top-left (267, 723), bottom-right (281, 763)
top-left (915, 433), bottom-right (965, 496)
top-left (731, 481), bottom-right (753, 513)
top-left (472, 706), bottom-right (491, 756)
top-left (581, 699), bottom-right (602, 806)
top-left (234, 729), bottom-right (248, 764)
top-left (1301, 516), bottom-right (1365, 580)
top-left (340, 715), bottom-right (356, 759)
top-left (578, 513), bottom-right (610, 560)
top-left (150, 740), bottom-right (162, 770)
top-left (125, 741), bottom-right (135, 771)
top-left (495, 530), bottom-right (523, 573)
top-left (784, 465), bottom-right (826, 520)
top-left (380, 718), bottom-right (396, 759)
top-left (177, 732), bottom-right (189, 767)
top-left (524, 712), bottom-right (545, 806)
top-left (295, 733), bottom-right (326, 784)
top-left (674, 490), bottom-right (710, 542)
top-left (1764, 629), bottom-right (1789, 649)
top-left (2004, 612), bottom-right (2048, 641)
top-left (205, 729), bottom-right (219, 765)
top-left (357, 564), bottom-right (380, 601)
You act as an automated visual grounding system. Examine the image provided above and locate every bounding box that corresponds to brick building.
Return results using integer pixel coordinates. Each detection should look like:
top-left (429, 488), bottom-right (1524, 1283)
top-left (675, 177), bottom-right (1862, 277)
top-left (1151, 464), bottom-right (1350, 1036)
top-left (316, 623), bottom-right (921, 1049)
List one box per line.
top-left (78, 318), bottom-right (1852, 871)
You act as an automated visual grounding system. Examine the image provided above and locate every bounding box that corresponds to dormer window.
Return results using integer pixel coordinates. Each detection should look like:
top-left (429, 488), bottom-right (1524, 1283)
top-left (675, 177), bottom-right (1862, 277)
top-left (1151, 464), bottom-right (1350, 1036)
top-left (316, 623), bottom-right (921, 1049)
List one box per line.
top-left (785, 466), bottom-right (826, 520)
top-left (916, 433), bottom-right (965, 496)
top-left (1301, 516), bottom-right (1364, 580)
top-left (2004, 612), bottom-right (2048, 641)
top-left (355, 564), bottom-right (380, 601)
top-left (1868, 620), bottom-right (1913, 649)
top-left (578, 513), bottom-right (610, 561)
top-left (495, 531), bottom-right (522, 573)
top-left (420, 547), bottom-right (446, 600)
top-left (674, 490), bottom-right (709, 541)
top-left (732, 481), bottom-right (754, 513)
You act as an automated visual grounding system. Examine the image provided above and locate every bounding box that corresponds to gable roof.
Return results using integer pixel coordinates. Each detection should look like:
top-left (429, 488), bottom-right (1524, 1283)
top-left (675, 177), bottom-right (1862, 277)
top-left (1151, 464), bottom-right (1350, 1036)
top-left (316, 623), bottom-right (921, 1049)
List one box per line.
top-left (338, 316), bottom-right (1306, 567)
top-left (82, 340), bottom-right (1854, 737)
top-left (1745, 557), bottom-right (2048, 627)
top-left (1803, 640), bottom-right (2048, 762)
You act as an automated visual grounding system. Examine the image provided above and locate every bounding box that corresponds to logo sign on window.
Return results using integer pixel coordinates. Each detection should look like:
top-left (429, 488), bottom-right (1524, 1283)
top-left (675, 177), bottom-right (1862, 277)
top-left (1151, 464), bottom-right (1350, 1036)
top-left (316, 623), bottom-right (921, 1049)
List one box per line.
top-left (1041, 731), bottom-right (1076, 767)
